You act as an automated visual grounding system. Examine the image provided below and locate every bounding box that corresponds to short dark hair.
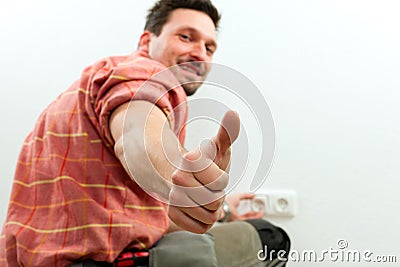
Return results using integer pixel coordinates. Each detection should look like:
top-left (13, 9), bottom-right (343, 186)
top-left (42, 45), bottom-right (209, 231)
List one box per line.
top-left (145, 0), bottom-right (221, 36)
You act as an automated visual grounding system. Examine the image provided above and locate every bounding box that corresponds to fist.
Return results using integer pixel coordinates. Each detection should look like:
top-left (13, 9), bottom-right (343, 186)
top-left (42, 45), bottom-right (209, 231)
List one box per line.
top-left (168, 111), bottom-right (240, 233)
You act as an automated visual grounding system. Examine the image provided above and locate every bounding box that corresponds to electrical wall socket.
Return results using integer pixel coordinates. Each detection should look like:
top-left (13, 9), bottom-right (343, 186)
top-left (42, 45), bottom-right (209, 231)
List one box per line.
top-left (256, 190), bottom-right (298, 217)
top-left (236, 190), bottom-right (298, 217)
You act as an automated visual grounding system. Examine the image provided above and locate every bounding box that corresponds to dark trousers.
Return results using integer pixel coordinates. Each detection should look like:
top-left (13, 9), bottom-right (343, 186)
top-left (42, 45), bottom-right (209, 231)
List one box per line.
top-left (70, 219), bottom-right (290, 267)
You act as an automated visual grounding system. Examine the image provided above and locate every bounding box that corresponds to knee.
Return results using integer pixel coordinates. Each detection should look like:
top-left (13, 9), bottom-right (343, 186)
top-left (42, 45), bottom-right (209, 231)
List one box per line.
top-left (150, 231), bottom-right (218, 267)
top-left (245, 219), bottom-right (291, 259)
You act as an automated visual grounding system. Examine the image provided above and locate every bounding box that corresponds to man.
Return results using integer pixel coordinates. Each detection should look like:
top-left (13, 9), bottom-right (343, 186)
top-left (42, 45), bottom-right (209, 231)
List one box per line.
top-left (0, 0), bottom-right (289, 266)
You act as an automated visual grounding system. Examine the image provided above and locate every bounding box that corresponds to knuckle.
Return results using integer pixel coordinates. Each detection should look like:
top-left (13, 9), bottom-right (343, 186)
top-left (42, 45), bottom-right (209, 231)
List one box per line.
top-left (194, 223), bottom-right (211, 234)
top-left (210, 172), bottom-right (228, 190)
top-left (172, 170), bottom-right (191, 186)
top-left (209, 211), bottom-right (219, 224)
top-left (204, 195), bottom-right (224, 211)
top-left (200, 210), bottom-right (218, 225)
top-left (171, 171), bottom-right (182, 185)
top-left (169, 188), bottom-right (186, 207)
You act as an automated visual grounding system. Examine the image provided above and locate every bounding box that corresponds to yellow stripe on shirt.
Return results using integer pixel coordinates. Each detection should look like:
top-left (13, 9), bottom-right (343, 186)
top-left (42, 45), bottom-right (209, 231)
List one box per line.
top-left (14, 176), bottom-right (125, 191)
top-left (5, 221), bottom-right (133, 234)
top-left (124, 204), bottom-right (164, 211)
top-left (61, 88), bottom-right (89, 96)
top-left (110, 75), bottom-right (130, 81)
top-left (23, 131), bottom-right (88, 146)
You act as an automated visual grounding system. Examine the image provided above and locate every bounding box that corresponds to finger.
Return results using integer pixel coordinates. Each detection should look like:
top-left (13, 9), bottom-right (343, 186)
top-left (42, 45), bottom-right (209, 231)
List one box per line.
top-left (240, 211), bottom-right (264, 220)
top-left (179, 144), bottom-right (214, 173)
top-left (169, 187), bottom-right (219, 223)
top-left (214, 110), bottom-right (240, 154)
top-left (168, 188), bottom-right (217, 231)
top-left (168, 206), bottom-right (212, 234)
top-left (193, 162), bottom-right (229, 191)
top-left (169, 185), bottom-right (195, 207)
top-left (238, 193), bottom-right (257, 200)
top-left (179, 205), bottom-right (220, 225)
top-left (202, 196), bottom-right (224, 212)
top-left (171, 169), bottom-right (225, 209)
top-left (178, 151), bottom-right (229, 191)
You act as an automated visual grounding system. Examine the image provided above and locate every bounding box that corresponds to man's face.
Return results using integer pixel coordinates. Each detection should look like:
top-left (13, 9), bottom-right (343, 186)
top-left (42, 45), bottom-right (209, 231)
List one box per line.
top-left (146, 8), bottom-right (217, 96)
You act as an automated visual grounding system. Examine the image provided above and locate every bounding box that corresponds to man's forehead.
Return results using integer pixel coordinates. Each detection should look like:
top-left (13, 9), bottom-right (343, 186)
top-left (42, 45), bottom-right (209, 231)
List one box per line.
top-left (163, 9), bottom-right (217, 38)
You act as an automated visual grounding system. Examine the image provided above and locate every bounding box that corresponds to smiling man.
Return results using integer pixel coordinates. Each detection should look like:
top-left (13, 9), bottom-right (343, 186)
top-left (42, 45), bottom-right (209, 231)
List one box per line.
top-left (143, 7), bottom-right (217, 96)
top-left (0, 1), bottom-right (288, 266)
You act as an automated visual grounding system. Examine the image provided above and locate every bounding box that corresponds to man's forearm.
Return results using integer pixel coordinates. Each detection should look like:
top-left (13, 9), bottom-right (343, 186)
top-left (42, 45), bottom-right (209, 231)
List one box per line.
top-left (111, 100), bottom-right (183, 200)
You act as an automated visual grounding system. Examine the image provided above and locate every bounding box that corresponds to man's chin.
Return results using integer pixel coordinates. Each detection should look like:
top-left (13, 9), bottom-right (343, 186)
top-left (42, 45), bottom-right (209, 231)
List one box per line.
top-left (170, 67), bottom-right (208, 96)
top-left (182, 81), bottom-right (203, 96)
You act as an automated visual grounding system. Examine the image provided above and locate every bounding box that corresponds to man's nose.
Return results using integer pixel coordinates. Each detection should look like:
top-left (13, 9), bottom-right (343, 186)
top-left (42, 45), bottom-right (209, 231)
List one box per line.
top-left (190, 42), bottom-right (209, 62)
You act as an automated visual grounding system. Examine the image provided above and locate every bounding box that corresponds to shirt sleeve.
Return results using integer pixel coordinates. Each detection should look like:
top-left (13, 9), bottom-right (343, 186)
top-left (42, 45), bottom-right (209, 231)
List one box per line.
top-left (81, 54), bottom-right (187, 146)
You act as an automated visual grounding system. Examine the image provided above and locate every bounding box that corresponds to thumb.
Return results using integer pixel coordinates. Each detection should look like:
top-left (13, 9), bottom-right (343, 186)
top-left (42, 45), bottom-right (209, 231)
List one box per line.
top-left (214, 110), bottom-right (240, 154)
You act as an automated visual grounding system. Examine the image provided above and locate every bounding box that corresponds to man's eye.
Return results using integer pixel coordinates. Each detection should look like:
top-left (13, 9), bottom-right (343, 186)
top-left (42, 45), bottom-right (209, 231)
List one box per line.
top-left (179, 34), bottom-right (190, 41)
top-left (206, 46), bottom-right (215, 55)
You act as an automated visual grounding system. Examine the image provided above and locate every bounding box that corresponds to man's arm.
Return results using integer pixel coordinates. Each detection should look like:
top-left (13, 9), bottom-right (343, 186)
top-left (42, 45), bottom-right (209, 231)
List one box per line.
top-left (110, 100), bottom-right (180, 200)
top-left (110, 100), bottom-right (240, 234)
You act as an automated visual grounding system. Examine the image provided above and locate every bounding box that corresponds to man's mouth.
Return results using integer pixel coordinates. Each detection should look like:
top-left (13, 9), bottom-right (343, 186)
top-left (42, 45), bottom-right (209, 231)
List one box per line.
top-left (178, 62), bottom-right (205, 77)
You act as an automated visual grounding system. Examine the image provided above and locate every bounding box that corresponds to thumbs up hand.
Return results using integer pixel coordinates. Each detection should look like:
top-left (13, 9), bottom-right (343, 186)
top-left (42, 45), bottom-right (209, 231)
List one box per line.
top-left (168, 111), bottom-right (240, 233)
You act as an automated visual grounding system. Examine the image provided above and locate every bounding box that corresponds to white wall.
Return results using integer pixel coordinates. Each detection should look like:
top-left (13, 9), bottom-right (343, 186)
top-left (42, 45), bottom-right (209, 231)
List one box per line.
top-left (1, 0), bottom-right (399, 266)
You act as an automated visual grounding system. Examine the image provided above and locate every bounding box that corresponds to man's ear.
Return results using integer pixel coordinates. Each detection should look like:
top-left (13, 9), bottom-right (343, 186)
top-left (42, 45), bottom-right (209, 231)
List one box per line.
top-left (138, 31), bottom-right (152, 53)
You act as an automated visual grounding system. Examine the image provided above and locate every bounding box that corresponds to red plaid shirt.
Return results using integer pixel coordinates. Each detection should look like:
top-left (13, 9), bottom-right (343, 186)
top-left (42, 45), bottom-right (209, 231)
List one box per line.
top-left (0, 49), bottom-right (188, 266)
